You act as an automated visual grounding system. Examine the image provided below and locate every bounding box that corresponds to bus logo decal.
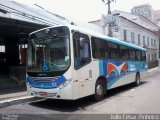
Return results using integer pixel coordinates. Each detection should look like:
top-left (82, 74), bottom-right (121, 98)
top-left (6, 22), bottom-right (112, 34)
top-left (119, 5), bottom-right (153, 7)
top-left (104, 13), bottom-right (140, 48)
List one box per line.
top-left (107, 62), bottom-right (127, 76)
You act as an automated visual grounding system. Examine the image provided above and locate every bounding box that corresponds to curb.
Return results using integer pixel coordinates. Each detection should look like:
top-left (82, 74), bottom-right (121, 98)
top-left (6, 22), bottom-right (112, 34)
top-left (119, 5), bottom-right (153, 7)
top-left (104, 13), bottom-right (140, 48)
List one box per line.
top-left (142, 67), bottom-right (160, 79)
top-left (0, 96), bottom-right (41, 109)
top-left (147, 67), bottom-right (160, 77)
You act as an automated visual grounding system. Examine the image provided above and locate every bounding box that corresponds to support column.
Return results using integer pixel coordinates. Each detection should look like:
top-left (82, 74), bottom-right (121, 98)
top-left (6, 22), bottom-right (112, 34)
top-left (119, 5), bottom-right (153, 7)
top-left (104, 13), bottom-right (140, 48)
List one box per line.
top-left (5, 37), bottom-right (20, 67)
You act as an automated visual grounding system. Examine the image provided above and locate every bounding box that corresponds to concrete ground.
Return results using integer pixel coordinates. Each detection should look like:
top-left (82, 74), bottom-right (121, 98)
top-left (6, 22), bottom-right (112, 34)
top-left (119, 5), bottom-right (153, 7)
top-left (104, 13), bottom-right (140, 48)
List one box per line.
top-left (0, 88), bottom-right (27, 101)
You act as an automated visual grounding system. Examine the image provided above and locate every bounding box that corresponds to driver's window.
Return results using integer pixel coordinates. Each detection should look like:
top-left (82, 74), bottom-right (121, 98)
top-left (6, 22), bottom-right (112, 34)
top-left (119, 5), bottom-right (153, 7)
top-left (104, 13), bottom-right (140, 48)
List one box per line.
top-left (73, 32), bottom-right (91, 69)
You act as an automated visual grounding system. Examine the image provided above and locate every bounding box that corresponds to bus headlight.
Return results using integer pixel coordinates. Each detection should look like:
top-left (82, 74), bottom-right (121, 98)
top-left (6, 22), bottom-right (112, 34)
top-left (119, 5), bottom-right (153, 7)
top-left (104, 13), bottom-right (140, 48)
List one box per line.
top-left (58, 78), bottom-right (72, 90)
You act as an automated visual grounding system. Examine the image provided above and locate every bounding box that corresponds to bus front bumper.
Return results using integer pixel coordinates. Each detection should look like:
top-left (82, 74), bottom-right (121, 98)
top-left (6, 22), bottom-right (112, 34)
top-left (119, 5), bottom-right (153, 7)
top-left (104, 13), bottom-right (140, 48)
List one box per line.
top-left (26, 83), bottom-right (73, 100)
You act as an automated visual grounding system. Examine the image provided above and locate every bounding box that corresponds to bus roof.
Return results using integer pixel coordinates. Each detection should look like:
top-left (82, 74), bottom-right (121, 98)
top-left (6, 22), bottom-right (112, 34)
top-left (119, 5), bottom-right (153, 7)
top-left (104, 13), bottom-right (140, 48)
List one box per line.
top-left (30, 24), bottom-right (146, 51)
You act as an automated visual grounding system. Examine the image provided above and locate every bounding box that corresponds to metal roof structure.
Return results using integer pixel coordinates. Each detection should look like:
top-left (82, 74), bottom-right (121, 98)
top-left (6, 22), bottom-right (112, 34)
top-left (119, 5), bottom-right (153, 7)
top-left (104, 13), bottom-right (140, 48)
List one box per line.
top-left (0, 0), bottom-right (70, 26)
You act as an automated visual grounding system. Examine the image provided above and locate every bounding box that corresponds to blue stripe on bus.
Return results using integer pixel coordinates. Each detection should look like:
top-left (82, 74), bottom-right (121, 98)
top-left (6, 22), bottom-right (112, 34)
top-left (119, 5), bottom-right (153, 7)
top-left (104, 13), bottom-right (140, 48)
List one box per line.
top-left (102, 37), bottom-right (146, 51)
top-left (107, 72), bottom-right (135, 89)
top-left (99, 60), bottom-right (107, 76)
top-left (26, 75), bottom-right (66, 89)
top-left (107, 75), bottom-right (125, 88)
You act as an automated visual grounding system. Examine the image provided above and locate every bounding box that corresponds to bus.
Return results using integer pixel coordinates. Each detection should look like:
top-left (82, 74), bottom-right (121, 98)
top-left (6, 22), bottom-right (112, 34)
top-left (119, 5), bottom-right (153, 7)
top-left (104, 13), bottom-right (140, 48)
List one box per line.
top-left (26, 24), bottom-right (147, 101)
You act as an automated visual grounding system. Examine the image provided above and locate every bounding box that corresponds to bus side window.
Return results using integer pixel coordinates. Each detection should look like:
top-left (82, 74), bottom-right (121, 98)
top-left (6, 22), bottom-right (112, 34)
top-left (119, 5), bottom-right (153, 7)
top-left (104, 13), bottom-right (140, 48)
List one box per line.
top-left (141, 51), bottom-right (146, 61)
top-left (108, 42), bottom-right (120, 60)
top-left (129, 48), bottom-right (136, 61)
top-left (120, 45), bottom-right (129, 61)
top-left (136, 50), bottom-right (141, 61)
top-left (73, 32), bottom-right (91, 69)
top-left (91, 37), bottom-right (108, 59)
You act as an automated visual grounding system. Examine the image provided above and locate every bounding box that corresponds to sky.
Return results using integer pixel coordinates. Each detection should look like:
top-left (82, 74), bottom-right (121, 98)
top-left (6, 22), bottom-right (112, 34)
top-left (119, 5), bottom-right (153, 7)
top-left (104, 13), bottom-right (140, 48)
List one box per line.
top-left (13, 0), bottom-right (160, 22)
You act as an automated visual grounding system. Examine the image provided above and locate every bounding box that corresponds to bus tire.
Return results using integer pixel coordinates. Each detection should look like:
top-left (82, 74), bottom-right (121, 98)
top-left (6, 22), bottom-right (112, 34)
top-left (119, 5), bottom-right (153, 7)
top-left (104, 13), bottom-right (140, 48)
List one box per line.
top-left (134, 73), bottom-right (140, 86)
top-left (94, 79), bottom-right (106, 101)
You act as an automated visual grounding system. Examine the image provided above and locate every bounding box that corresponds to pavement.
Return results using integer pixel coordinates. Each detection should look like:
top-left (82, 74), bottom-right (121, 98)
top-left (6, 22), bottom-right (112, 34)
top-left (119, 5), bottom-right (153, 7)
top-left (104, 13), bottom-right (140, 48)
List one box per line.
top-left (0, 80), bottom-right (41, 108)
top-left (0, 67), bottom-right (159, 109)
top-left (0, 87), bottom-right (40, 108)
top-left (0, 88), bottom-right (27, 101)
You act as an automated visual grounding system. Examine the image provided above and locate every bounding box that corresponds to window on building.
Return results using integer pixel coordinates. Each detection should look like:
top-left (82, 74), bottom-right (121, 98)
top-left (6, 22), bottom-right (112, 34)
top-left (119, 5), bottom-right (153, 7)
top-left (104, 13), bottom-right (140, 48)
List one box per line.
top-left (123, 30), bottom-right (127, 41)
top-left (151, 53), bottom-right (157, 61)
top-left (152, 53), bottom-right (157, 61)
top-left (155, 53), bottom-right (157, 60)
top-left (151, 38), bottom-right (153, 46)
top-left (143, 36), bottom-right (145, 46)
top-left (131, 32), bottom-right (135, 43)
top-left (152, 53), bottom-right (154, 61)
top-left (154, 39), bottom-right (156, 46)
top-left (138, 34), bottom-right (141, 44)
top-left (148, 53), bottom-right (150, 62)
top-left (148, 10), bottom-right (151, 15)
top-left (147, 37), bottom-right (149, 46)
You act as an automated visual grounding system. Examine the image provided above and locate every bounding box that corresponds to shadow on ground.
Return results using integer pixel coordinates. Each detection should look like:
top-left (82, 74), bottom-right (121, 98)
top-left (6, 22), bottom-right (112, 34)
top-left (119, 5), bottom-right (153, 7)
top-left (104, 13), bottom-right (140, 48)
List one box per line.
top-left (0, 85), bottom-right (26, 95)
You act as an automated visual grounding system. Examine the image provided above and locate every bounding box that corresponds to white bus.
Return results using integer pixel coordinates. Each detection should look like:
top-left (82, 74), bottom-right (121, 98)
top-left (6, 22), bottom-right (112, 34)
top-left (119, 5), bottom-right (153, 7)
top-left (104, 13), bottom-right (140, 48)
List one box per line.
top-left (26, 25), bottom-right (147, 101)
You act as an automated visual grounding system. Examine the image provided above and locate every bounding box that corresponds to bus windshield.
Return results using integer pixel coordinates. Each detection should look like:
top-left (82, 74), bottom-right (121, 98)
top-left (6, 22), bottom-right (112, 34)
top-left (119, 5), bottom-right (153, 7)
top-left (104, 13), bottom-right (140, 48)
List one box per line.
top-left (27, 27), bottom-right (70, 74)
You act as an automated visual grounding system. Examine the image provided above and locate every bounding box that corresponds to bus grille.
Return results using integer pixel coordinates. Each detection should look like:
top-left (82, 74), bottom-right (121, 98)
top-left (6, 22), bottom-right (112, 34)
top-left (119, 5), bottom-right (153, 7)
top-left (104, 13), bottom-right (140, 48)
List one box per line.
top-left (32, 77), bottom-right (59, 82)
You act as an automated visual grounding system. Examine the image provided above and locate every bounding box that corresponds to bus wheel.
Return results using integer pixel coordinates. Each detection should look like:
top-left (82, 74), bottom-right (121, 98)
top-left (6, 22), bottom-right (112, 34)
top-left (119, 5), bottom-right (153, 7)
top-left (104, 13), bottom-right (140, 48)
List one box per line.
top-left (94, 80), bottom-right (106, 101)
top-left (134, 73), bottom-right (140, 86)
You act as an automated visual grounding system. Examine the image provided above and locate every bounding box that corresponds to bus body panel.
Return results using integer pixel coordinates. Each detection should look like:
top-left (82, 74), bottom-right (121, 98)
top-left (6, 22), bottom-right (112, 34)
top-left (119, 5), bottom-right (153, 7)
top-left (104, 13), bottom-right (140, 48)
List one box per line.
top-left (72, 60), bottom-right (99, 99)
top-left (108, 73), bottom-right (136, 89)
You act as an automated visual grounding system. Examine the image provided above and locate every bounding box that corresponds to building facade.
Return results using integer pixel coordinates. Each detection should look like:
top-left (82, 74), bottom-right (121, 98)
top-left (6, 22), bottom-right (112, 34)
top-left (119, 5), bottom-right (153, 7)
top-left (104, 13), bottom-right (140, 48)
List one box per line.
top-left (89, 10), bottom-right (160, 67)
top-left (154, 10), bottom-right (160, 26)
